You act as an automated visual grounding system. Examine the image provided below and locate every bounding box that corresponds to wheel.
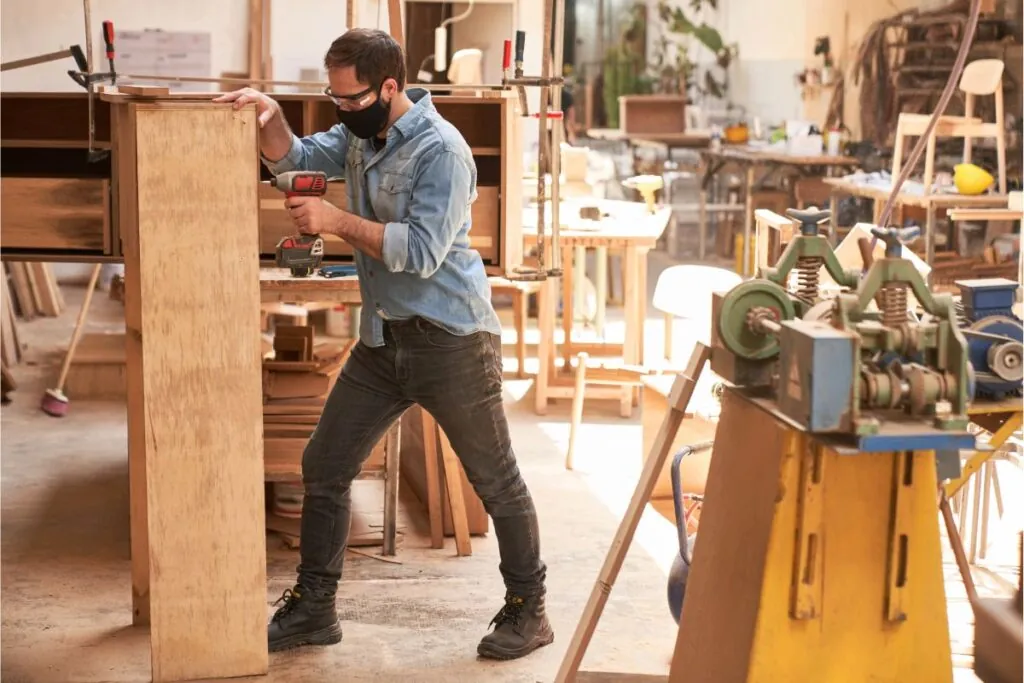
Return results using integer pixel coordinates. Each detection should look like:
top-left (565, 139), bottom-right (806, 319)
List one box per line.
top-left (717, 280), bottom-right (795, 360)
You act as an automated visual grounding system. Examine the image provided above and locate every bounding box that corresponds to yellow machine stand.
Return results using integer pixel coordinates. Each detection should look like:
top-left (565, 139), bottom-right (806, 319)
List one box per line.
top-left (668, 386), bottom-right (953, 683)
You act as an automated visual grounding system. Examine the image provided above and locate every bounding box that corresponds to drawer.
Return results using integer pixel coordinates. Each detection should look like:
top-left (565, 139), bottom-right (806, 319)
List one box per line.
top-left (0, 177), bottom-right (110, 253)
top-left (259, 180), bottom-right (501, 266)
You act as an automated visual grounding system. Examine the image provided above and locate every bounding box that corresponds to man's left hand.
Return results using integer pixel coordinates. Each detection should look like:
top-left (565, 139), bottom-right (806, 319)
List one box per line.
top-left (285, 196), bottom-right (340, 236)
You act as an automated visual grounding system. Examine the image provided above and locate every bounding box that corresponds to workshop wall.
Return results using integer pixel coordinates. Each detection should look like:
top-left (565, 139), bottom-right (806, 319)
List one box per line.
top-left (0, 0), bottom-right (543, 92)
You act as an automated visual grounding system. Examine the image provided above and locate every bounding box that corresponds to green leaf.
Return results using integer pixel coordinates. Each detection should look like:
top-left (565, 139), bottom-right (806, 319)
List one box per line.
top-left (692, 24), bottom-right (724, 53)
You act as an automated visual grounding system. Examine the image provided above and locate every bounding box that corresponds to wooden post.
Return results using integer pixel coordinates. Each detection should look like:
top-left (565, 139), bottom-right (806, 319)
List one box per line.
top-left (109, 89), bottom-right (268, 682)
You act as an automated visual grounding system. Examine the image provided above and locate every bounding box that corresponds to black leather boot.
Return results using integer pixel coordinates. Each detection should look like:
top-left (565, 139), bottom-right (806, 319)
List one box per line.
top-left (267, 585), bottom-right (343, 653)
top-left (477, 591), bottom-right (554, 660)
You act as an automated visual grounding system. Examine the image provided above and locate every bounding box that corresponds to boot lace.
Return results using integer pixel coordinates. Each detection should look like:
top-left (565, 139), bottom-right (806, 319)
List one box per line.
top-left (271, 587), bottom-right (302, 623)
top-left (489, 592), bottom-right (526, 630)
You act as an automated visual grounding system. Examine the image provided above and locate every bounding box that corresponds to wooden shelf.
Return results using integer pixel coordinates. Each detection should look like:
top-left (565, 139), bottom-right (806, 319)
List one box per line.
top-left (0, 90), bottom-right (524, 276)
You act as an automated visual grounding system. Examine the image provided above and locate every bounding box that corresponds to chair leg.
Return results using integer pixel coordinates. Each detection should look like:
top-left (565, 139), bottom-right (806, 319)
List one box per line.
top-left (664, 312), bottom-right (674, 363)
top-left (566, 352), bottom-right (589, 470)
top-left (513, 288), bottom-right (526, 378)
top-left (891, 123), bottom-right (906, 179)
top-left (995, 131), bottom-right (1008, 195)
top-left (923, 133), bottom-right (937, 195)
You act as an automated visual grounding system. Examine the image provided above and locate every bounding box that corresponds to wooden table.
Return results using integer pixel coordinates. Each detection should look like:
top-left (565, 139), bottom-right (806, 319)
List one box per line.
top-left (698, 146), bottom-right (860, 272)
top-left (823, 178), bottom-right (1011, 269)
top-left (523, 198), bottom-right (671, 416)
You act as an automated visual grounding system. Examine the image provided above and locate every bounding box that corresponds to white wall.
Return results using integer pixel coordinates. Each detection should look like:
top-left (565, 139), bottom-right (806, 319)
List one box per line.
top-left (0, 0), bottom-right (543, 91)
top-left (449, 3), bottom-right (516, 85)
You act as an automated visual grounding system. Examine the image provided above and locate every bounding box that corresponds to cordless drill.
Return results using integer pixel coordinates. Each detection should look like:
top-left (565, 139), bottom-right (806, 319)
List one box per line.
top-left (272, 171), bottom-right (329, 277)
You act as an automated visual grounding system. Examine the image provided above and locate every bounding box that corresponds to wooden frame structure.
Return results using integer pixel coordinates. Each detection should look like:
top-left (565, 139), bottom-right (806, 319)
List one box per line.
top-left (0, 89), bottom-right (523, 277)
top-left (116, 91), bottom-right (268, 681)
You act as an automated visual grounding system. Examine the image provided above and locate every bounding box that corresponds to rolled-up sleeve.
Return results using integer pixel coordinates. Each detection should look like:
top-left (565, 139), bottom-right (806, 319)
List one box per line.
top-left (260, 125), bottom-right (350, 179)
top-left (381, 150), bottom-right (472, 278)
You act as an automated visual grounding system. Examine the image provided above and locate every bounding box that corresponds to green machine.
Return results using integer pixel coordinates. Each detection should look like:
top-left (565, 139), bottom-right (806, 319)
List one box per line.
top-left (711, 224), bottom-right (976, 452)
top-left (759, 208), bottom-right (860, 315)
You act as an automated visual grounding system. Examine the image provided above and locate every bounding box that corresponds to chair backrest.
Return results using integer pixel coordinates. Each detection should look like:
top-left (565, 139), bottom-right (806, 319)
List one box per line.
top-left (959, 59), bottom-right (1004, 96)
top-left (652, 264), bottom-right (742, 319)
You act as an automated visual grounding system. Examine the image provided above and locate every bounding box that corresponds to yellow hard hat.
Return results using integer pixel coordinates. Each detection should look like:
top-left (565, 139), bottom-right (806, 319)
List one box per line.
top-left (953, 163), bottom-right (994, 195)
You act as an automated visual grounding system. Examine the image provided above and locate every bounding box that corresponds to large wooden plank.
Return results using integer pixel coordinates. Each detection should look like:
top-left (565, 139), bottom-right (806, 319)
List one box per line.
top-left (0, 177), bottom-right (109, 252)
top-left (121, 99), bottom-right (267, 681)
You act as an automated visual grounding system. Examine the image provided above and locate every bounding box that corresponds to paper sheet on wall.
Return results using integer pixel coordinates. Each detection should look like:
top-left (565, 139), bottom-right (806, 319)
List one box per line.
top-left (115, 30), bottom-right (212, 92)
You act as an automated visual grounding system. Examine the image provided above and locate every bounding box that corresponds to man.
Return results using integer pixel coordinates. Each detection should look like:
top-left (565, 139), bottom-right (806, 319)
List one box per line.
top-left (561, 87), bottom-right (576, 145)
top-left (214, 28), bottom-right (553, 661)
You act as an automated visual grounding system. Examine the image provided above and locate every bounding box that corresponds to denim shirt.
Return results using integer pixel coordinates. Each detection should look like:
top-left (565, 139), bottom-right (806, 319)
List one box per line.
top-left (263, 88), bottom-right (502, 348)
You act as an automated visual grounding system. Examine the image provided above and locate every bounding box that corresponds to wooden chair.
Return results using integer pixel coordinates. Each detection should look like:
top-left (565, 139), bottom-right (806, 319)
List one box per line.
top-left (891, 58), bottom-right (1007, 195)
top-left (565, 264), bottom-right (740, 469)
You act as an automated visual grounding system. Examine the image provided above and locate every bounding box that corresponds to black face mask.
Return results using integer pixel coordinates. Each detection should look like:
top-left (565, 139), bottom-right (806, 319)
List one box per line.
top-left (336, 90), bottom-right (391, 140)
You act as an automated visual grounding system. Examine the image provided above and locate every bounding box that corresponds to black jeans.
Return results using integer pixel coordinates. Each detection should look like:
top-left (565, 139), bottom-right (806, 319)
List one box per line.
top-left (297, 317), bottom-right (547, 599)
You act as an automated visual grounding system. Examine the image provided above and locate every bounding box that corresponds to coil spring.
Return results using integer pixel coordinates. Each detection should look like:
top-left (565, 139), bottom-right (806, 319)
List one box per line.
top-left (795, 255), bottom-right (822, 302)
top-left (882, 285), bottom-right (908, 327)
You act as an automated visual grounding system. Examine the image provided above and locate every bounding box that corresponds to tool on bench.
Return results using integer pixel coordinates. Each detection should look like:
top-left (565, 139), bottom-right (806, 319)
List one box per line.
top-left (272, 171), bottom-right (329, 278)
top-left (319, 265), bottom-right (358, 279)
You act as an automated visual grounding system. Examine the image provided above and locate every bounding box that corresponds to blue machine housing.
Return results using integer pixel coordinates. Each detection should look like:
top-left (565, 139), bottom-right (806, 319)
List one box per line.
top-left (956, 278), bottom-right (1023, 400)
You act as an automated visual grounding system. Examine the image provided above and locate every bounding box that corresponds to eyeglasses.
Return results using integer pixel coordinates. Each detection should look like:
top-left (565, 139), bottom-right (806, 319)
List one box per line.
top-left (324, 85), bottom-right (375, 112)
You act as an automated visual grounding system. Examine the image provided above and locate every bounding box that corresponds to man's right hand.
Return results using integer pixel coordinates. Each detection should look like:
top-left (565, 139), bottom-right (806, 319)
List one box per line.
top-left (213, 88), bottom-right (280, 128)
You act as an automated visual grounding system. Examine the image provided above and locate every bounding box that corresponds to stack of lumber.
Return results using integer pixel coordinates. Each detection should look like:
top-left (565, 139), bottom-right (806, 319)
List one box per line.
top-left (1, 262), bottom-right (64, 400)
top-left (262, 325), bottom-right (353, 481)
top-left (263, 325), bottom-right (394, 549)
top-left (4, 262), bottom-right (65, 320)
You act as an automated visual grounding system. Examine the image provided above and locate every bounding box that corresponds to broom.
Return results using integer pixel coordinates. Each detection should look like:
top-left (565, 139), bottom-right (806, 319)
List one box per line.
top-left (41, 263), bottom-right (103, 417)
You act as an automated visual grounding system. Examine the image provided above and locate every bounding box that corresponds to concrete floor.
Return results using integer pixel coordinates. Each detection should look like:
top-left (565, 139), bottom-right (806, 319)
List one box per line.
top-left (2, 250), bottom-right (1021, 683)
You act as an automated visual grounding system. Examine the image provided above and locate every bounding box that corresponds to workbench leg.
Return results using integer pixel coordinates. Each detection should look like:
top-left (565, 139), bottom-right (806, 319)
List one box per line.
top-left (698, 187), bottom-right (708, 261)
top-left (620, 246), bottom-right (641, 417)
top-left (562, 245), bottom-right (575, 371)
top-left (574, 245), bottom-right (587, 325)
top-left (925, 206), bottom-right (937, 282)
top-left (534, 277), bottom-right (557, 415)
top-left (742, 165), bottom-right (755, 277)
top-left (595, 246), bottom-right (608, 338)
top-left (382, 421), bottom-right (402, 556)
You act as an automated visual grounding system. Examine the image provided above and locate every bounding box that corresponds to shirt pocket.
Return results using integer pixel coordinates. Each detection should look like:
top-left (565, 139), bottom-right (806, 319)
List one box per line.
top-left (374, 171), bottom-right (413, 223)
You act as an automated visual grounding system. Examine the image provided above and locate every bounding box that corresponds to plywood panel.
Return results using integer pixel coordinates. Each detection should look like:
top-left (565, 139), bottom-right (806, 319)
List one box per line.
top-left (123, 100), bottom-right (267, 681)
top-left (0, 178), bottom-right (109, 252)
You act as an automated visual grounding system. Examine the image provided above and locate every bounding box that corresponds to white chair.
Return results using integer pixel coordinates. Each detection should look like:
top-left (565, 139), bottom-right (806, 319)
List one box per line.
top-left (653, 264), bottom-right (743, 363)
top-left (891, 59), bottom-right (1007, 195)
top-left (565, 264), bottom-right (741, 469)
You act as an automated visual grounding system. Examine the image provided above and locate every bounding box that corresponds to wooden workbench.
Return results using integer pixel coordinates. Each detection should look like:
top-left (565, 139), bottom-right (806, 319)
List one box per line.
top-left (523, 198), bottom-right (671, 415)
top-left (823, 177), bottom-right (1010, 268)
top-left (698, 146), bottom-right (860, 273)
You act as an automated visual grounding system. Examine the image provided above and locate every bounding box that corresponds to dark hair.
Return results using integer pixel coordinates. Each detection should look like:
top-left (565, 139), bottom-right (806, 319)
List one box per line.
top-left (324, 29), bottom-right (407, 90)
